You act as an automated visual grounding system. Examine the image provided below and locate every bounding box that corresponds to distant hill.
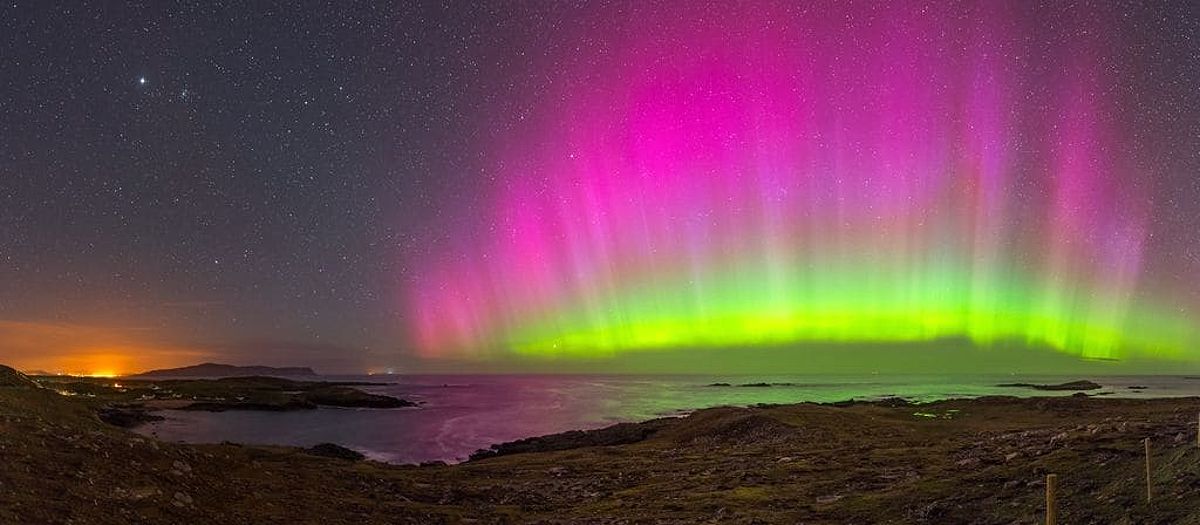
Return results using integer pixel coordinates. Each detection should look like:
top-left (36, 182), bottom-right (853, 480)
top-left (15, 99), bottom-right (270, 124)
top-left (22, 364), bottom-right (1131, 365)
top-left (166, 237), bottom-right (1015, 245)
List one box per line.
top-left (0, 365), bottom-right (38, 388)
top-left (131, 362), bottom-right (319, 379)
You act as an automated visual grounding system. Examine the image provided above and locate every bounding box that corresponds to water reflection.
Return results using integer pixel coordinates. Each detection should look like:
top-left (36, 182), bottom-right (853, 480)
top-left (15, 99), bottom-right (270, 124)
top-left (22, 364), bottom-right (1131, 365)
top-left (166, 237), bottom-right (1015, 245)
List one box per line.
top-left (135, 374), bottom-right (1200, 464)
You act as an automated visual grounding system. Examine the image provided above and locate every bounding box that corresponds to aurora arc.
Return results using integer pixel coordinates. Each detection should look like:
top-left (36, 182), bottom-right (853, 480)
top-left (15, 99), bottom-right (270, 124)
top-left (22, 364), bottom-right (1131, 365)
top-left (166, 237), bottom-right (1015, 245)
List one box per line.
top-left (408, 1), bottom-right (1196, 362)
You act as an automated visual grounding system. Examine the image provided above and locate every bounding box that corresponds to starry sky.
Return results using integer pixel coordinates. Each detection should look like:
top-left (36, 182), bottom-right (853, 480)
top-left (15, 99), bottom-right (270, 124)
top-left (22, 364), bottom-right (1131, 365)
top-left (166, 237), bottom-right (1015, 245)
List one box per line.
top-left (2, 1), bottom-right (1199, 375)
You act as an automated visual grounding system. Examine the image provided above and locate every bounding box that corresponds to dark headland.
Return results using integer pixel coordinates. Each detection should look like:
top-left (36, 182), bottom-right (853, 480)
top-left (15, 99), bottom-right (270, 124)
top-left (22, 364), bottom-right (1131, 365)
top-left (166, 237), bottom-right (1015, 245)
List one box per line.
top-left (4, 364), bottom-right (1200, 523)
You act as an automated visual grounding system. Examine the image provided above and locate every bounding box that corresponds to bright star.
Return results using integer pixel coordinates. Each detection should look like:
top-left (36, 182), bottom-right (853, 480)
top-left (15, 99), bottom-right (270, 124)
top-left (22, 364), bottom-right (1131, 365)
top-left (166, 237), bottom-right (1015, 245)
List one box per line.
top-left (138, 76), bottom-right (146, 85)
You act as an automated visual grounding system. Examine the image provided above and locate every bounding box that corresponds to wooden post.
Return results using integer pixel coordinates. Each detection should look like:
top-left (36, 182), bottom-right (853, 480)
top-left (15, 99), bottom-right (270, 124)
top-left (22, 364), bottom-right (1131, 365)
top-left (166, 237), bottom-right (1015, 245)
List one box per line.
top-left (1045, 473), bottom-right (1057, 525)
top-left (1144, 437), bottom-right (1152, 502)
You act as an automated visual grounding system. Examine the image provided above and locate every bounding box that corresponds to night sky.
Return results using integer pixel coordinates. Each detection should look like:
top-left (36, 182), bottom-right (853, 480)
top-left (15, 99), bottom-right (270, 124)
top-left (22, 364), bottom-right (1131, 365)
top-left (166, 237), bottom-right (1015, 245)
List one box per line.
top-left (2, 1), bottom-right (1199, 375)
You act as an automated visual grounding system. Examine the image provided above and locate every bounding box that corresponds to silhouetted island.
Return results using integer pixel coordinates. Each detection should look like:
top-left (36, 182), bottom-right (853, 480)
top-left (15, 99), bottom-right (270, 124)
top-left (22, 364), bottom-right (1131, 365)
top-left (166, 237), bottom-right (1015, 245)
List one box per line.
top-left (706, 382), bottom-right (798, 388)
top-left (131, 362), bottom-right (319, 378)
top-left (995, 380), bottom-right (1103, 391)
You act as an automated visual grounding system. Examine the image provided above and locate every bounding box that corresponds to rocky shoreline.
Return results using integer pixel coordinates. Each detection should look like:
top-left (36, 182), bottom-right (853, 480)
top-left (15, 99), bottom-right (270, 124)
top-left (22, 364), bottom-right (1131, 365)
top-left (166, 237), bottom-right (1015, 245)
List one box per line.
top-left (4, 365), bottom-right (1200, 523)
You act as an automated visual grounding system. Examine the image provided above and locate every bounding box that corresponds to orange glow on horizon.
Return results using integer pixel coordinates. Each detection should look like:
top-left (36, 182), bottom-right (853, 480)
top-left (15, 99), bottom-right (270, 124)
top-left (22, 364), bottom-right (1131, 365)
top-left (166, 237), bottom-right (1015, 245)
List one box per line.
top-left (53, 351), bottom-right (141, 377)
top-left (0, 320), bottom-right (212, 376)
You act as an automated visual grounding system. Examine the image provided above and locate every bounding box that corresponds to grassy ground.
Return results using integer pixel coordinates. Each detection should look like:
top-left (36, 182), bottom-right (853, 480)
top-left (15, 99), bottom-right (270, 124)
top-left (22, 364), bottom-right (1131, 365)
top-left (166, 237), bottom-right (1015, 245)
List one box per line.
top-left (4, 365), bottom-right (1200, 523)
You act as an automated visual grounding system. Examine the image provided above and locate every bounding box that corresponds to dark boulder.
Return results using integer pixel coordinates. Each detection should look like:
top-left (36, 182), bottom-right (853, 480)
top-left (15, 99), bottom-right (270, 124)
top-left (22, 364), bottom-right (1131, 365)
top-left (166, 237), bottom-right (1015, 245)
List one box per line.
top-left (97, 406), bottom-right (165, 428)
top-left (306, 443), bottom-right (365, 461)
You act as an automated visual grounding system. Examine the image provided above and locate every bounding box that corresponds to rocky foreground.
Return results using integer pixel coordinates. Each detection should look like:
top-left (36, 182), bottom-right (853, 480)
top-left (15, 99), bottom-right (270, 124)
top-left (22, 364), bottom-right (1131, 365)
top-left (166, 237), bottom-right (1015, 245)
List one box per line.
top-left (4, 366), bottom-right (1200, 524)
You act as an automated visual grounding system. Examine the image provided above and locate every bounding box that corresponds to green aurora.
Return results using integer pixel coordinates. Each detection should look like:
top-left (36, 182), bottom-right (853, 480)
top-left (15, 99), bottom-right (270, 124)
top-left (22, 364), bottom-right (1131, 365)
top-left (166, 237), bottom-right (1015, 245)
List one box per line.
top-left (408, 1), bottom-right (1198, 371)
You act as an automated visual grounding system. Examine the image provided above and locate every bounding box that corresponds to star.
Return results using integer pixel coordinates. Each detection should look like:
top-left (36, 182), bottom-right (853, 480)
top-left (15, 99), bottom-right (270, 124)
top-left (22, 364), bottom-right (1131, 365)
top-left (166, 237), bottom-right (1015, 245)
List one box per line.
top-left (138, 76), bottom-right (146, 85)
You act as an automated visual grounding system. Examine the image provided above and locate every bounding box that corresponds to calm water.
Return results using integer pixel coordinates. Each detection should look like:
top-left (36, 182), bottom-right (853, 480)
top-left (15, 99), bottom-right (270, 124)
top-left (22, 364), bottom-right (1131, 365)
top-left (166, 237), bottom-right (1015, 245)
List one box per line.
top-left (134, 374), bottom-right (1200, 464)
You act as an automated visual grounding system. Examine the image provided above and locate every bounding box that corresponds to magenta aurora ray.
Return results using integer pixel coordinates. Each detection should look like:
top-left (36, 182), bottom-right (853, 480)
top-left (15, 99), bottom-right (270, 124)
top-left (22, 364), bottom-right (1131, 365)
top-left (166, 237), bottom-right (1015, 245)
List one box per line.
top-left (406, 1), bottom-right (1197, 363)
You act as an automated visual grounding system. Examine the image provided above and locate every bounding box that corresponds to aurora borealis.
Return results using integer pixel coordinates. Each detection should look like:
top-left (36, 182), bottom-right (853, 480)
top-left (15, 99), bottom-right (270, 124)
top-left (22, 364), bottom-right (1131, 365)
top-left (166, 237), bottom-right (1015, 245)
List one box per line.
top-left (3, 1), bottom-right (1200, 374)
top-left (409, 1), bottom-right (1197, 363)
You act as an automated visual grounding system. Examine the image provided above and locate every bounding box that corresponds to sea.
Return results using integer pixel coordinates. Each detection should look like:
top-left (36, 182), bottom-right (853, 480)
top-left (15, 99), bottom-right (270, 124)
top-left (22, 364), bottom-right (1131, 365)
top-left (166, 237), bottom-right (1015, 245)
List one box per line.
top-left (133, 374), bottom-right (1200, 464)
